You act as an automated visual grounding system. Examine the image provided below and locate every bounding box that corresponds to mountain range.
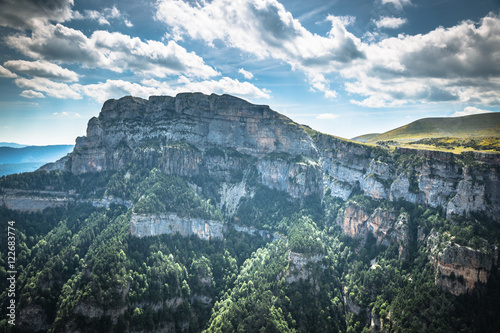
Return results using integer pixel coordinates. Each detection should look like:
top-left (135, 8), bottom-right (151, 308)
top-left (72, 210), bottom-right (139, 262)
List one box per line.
top-left (0, 93), bottom-right (499, 332)
top-left (0, 144), bottom-right (74, 176)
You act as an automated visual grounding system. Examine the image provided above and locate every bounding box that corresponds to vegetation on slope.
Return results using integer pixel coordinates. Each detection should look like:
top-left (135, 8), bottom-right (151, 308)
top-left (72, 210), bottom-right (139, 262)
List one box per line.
top-left (0, 165), bottom-right (499, 332)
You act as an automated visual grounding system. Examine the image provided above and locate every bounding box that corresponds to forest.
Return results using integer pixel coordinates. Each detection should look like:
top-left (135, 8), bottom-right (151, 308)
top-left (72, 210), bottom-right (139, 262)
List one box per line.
top-left (0, 165), bottom-right (499, 332)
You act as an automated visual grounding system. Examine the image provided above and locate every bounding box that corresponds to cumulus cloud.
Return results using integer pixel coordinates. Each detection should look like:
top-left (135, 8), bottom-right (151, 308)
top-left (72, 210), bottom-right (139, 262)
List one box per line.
top-left (155, 0), bottom-right (363, 98)
top-left (6, 25), bottom-right (219, 79)
top-left (72, 77), bottom-right (270, 103)
top-left (343, 13), bottom-right (500, 107)
top-left (380, 0), bottom-right (412, 11)
top-left (0, 65), bottom-right (17, 78)
top-left (239, 68), bottom-right (254, 79)
top-left (4, 60), bottom-right (79, 81)
top-left (14, 77), bottom-right (81, 99)
top-left (20, 90), bottom-right (45, 98)
top-left (451, 107), bottom-right (493, 117)
top-left (74, 5), bottom-right (131, 27)
top-left (316, 113), bottom-right (339, 120)
top-left (373, 16), bottom-right (407, 29)
top-left (0, 0), bottom-right (74, 30)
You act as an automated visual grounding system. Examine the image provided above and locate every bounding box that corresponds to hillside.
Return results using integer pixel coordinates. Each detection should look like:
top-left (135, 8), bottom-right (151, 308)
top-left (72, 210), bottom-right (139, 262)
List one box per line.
top-left (350, 133), bottom-right (380, 143)
top-left (0, 93), bottom-right (499, 333)
top-left (360, 112), bottom-right (500, 143)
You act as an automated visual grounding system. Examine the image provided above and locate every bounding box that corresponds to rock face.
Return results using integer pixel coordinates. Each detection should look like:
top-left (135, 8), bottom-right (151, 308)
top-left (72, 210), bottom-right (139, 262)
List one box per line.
top-left (284, 252), bottom-right (325, 284)
top-left (45, 93), bottom-right (500, 222)
top-left (130, 213), bottom-right (224, 240)
top-left (338, 201), bottom-right (408, 254)
top-left (428, 231), bottom-right (498, 296)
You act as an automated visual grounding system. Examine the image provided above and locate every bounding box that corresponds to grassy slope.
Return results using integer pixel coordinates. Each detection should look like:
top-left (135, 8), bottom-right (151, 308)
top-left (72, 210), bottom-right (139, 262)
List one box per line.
top-left (351, 133), bottom-right (381, 142)
top-left (366, 113), bottom-right (500, 143)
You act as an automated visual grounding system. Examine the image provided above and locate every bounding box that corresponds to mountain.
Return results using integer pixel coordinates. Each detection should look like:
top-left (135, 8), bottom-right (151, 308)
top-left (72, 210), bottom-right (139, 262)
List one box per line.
top-left (0, 145), bottom-right (74, 176)
top-left (0, 93), bottom-right (499, 332)
top-left (0, 162), bottom-right (49, 177)
top-left (0, 145), bottom-right (74, 164)
top-left (0, 142), bottom-right (26, 148)
top-left (358, 112), bottom-right (500, 144)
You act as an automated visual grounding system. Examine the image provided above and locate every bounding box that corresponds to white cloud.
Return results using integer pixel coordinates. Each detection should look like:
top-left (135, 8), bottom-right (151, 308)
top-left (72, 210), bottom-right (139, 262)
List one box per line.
top-left (72, 77), bottom-right (271, 103)
top-left (380, 0), bottom-right (412, 11)
top-left (6, 25), bottom-right (219, 79)
top-left (342, 13), bottom-right (500, 107)
top-left (76, 6), bottom-right (127, 26)
top-left (451, 107), bottom-right (493, 117)
top-left (238, 68), bottom-right (254, 79)
top-left (373, 16), bottom-right (407, 29)
top-left (155, 0), bottom-right (363, 98)
top-left (14, 77), bottom-right (81, 99)
top-left (53, 111), bottom-right (82, 118)
top-left (20, 90), bottom-right (45, 98)
top-left (124, 19), bottom-right (133, 28)
top-left (316, 113), bottom-right (339, 120)
top-left (4, 60), bottom-right (79, 81)
top-left (0, 65), bottom-right (17, 78)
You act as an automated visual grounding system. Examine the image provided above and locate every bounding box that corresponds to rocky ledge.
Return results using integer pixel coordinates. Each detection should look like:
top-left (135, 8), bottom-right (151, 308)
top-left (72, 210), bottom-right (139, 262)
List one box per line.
top-left (428, 231), bottom-right (498, 296)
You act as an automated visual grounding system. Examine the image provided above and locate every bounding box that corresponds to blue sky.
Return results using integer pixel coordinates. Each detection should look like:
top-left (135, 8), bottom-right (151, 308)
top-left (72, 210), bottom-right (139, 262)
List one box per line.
top-left (0, 0), bottom-right (499, 145)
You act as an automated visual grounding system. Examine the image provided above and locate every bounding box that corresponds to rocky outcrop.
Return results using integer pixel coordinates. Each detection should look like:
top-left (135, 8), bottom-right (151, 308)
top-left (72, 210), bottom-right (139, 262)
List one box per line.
top-left (428, 231), bottom-right (498, 295)
top-left (130, 213), bottom-right (224, 240)
top-left (1, 194), bottom-right (69, 212)
top-left (317, 135), bottom-right (500, 223)
top-left (17, 305), bottom-right (51, 332)
top-left (0, 189), bottom-right (132, 212)
top-left (130, 213), bottom-right (283, 242)
top-left (284, 252), bottom-right (325, 284)
top-left (338, 201), bottom-right (408, 252)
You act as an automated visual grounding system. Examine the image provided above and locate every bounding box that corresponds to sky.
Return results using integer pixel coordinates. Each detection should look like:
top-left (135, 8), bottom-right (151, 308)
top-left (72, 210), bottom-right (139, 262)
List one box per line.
top-left (0, 0), bottom-right (499, 145)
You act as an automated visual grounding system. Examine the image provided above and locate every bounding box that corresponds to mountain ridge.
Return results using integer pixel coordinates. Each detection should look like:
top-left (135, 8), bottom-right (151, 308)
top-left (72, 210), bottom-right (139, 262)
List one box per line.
top-left (43, 92), bottom-right (499, 222)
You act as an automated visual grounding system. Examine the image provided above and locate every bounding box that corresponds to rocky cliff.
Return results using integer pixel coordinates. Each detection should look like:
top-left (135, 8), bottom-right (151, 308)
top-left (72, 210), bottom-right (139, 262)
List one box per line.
top-left (427, 230), bottom-right (498, 296)
top-left (43, 93), bottom-right (499, 223)
top-left (39, 93), bottom-right (499, 298)
top-left (337, 201), bottom-right (409, 257)
top-left (130, 213), bottom-right (224, 240)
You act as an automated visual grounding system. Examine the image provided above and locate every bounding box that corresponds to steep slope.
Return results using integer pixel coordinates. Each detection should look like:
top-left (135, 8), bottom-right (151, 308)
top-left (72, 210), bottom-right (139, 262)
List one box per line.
top-left (363, 112), bottom-right (500, 143)
top-left (44, 93), bottom-right (500, 222)
top-left (351, 133), bottom-right (380, 142)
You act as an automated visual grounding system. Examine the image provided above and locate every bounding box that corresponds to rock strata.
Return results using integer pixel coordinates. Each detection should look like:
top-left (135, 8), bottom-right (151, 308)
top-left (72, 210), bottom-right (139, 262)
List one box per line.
top-left (44, 93), bottom-right (500, 222)
top-left (428, 231), bottom-right (498, 296)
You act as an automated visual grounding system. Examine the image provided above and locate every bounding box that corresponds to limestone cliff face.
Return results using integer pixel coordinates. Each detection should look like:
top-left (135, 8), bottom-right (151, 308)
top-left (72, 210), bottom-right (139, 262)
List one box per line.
top-left (130, 213), bottom-right (224, 240)
top-left (45, 93), bottom-right (500, 221)
top-left (427, 231), bottom-right (498, 296)
top-left (338, 201), bottom-right (408, 253)
top-left (315, 134), bottom-right (500, 222)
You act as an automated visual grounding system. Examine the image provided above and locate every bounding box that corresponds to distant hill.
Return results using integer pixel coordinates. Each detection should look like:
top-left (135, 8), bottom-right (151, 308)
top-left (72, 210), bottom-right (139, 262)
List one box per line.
top-left (364, 112), bottom-right (500, 143)
top-left (0, 162), bottom-right (47, 177)
top-left (0, 145), bottom-right (73, 176)
top-left (0, 142), bottom-right (26, 148)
